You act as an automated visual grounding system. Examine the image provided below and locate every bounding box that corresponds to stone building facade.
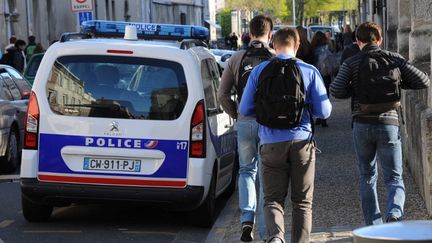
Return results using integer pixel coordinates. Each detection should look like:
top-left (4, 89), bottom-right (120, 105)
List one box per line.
top-left (359, 0), bottom-right (432, 216)
top-left (0, 0), bottom-right (217, 51)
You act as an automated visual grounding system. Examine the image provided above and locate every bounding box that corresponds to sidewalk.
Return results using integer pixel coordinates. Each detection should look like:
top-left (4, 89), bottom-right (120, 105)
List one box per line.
top-left (206, 98), bottom-right (430, 243)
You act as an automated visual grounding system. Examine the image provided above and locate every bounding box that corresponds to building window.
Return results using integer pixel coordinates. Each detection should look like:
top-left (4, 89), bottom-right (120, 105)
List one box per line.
top-left (105, 0), bottom-right (110, 20)
top-left (111, 0), bottom-right (116, 20)
top-left (63, 94), bottom-right (68, 105)
top-left (124, 0), bottom-right (130, 21)
top-left (180, 13), bottom-right (186, 25)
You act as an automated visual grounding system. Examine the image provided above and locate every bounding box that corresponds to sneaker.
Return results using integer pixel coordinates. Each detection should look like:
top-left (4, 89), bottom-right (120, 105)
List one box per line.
top-left (240, 222), bottom-right (254, 242)
top-left (386, 215), bottom-right (400, 222)
top-left (268, 237), bottom-right (283, 243)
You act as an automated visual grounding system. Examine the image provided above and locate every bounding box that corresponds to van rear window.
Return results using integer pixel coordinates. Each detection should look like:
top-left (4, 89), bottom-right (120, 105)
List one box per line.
top-left (46, 55), bottom-right (188, 120)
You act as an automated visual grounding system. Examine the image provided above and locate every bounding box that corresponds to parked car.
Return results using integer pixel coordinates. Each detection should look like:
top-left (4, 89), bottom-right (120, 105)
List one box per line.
top-left (210, 49), bottom-right (235, 70)
top-left (273, 24), bottom-right (313, 41)
top-left (0, 65), bottom-right (30, 172)
top-left (309, 25), bottom-right (341, 41)
top-left (24, 53), bottom-right (44, 85)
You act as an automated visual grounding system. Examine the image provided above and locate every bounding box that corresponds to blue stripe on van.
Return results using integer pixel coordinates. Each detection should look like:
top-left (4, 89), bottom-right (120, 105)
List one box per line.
top-left (38, 133), bottom-right (188, 179)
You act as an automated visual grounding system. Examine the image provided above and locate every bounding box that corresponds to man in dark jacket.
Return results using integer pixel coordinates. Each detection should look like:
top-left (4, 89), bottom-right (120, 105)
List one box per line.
top-left (330, 22), bottom-right (430, 225)
top-left (5, 39), bottom-right (26, 73)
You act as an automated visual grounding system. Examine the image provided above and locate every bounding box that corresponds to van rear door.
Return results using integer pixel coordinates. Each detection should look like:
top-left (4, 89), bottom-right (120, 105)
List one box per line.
top-left (37, 55), bottom-right (191, 188)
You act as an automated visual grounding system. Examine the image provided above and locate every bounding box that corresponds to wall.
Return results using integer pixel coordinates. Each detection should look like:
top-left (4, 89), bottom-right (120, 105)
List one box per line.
top-left (393, 0), bottom-right (432, 216)
top-left (0, 0), bottom-right (213, 51)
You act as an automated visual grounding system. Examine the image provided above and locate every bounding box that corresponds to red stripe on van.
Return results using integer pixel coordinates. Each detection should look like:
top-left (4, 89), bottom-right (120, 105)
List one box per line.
top-left (38, 174), bottom-right (186, 188)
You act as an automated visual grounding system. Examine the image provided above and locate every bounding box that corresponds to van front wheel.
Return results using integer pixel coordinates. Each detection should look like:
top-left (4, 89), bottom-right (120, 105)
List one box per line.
top-left (22, 195), bottom-right (53, 222)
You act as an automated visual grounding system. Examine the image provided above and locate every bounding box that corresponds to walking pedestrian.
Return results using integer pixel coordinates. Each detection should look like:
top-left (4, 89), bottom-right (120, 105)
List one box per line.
top-left (33, 43), bottom-right (45, 55)
top-left (3, 39), bottom-right (26, 73)
top-left (218, 15), bottom-right (274, 242)
top-left (230, 32), bottom-right (239, 50)
top-left (342, 25), bottom-right (353, 49)
top-left (239, 27), bottom-right (332, 243)
top-left (4, 36), bottom-right (16, 53)
top-left (340, 31), bottom-right (360, 65)
top-left (330, 22), bottom-right (430, 225)
top-left (25, 35), bottom-right (37, 60)
top-left (295, 26), bottom-right (314, 65)
top-left (311, 31), bottom-right (337, 127)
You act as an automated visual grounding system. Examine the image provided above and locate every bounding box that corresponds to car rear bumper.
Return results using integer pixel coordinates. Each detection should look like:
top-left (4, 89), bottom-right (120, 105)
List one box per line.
top-left (21, 178), bottom-right (204, 210)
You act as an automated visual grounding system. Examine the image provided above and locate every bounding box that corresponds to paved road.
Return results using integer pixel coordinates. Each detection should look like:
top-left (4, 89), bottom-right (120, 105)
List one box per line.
top-left (208, 98), bottom-right (431, 243)
top-left (0, 178), bottom-right (229, 243)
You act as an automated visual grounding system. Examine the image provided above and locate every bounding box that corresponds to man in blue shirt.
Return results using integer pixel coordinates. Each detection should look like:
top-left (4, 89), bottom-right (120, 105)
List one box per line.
top-left (240, 28), bottom-right (331, 243)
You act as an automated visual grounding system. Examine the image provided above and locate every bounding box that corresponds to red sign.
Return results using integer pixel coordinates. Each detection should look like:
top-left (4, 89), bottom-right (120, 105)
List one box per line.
top-left (71, 0), bottom-right (93, 12)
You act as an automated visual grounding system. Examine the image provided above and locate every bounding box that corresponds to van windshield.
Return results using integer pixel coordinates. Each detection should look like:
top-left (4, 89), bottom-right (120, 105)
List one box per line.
top-left (46, 55), bottom-right (188, 120)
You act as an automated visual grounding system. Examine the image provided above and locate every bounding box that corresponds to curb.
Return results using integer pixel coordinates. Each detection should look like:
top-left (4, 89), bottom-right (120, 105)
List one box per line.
top-left (0, 174), bottom-right (20, 183)
top-left (205, 191), bottom-right (238, 243)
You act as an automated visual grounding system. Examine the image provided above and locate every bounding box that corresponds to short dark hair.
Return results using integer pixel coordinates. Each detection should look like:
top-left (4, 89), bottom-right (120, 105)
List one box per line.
top-left (272, 27), bottom-right (299, 48)
top-left (249, 15), bottom-right (273, 38)
top-left (28, 35), bottom-right (36, 43)
top-left (14, 39), bottom-right (26, 47)
top-left (356, 22), bottom-right (382, 44)
top-left (9, 36), bottom-right (17, 44)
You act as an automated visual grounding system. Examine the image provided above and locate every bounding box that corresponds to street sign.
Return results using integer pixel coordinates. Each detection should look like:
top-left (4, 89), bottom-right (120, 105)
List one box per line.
top-left (71, 0), bottom-right (93, 12)
top-left (78, 11), bottom-right (93, 26)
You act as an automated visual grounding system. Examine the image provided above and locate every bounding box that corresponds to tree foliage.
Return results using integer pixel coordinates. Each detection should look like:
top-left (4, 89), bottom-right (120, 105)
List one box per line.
top-left (217, 8), bottom-right (232, 37)
top-left (225, 0), bottom-right (357, 24)
top-left (226, 0), bottom-right (289, 21)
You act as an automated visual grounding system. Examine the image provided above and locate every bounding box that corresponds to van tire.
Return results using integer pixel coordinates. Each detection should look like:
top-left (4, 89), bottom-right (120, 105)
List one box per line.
top-left (221, 153), bottom-right (238, 198)
top-left (0, 128), bottom-right (20, 173)
top-left (190, 167), bottom-right (217, 227)
top-left (22, 195), bottom-right (53, 222)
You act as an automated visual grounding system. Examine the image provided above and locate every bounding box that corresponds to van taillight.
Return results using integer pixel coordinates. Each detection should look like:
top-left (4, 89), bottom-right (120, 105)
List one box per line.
top-left (24, 92), bottom-right (39, 149)
top-left (190, 100), bottom-right (206, 158)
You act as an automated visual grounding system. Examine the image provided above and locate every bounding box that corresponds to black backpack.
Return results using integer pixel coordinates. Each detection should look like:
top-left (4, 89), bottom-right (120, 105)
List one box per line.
top-left (237, 45), bottom-right (273, 102)
top-left (254, 58), bottom-right (305, 129)
top-left (357, 51), bottom-right (402, 113)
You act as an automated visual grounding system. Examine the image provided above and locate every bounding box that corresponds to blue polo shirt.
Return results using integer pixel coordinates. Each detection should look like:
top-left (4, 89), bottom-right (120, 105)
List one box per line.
top-left (239, 54), bottom-right (332, 145)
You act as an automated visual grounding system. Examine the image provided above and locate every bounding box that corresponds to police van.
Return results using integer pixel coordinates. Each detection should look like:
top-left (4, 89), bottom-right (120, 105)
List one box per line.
top-left (20, 21), bottom-right (237, 226)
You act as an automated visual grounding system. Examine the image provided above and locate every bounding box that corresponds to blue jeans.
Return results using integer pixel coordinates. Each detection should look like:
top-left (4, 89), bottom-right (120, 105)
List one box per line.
top-left (353, 122), bottom-right (405, 225)
top-left (236, 119), bottom-right (267, 240)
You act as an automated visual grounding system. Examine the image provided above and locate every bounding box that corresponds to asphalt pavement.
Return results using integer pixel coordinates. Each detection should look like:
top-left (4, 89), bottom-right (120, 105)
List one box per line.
top-left (0, 180), bottom-right (229, 243)
top-left (205, 98), bottom-right (431, 243)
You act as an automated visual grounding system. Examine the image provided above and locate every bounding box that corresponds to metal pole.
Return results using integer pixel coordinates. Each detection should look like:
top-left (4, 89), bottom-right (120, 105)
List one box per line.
top-left (292, 0), bottom-right (296, 25)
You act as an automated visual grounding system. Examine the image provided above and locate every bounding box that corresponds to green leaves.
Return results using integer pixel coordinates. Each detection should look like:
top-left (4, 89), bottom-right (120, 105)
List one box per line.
top-left (224, 0), bottom-right (357, 23)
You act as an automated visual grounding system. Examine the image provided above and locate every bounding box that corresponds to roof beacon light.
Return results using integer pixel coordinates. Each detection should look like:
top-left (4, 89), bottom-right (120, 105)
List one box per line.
top-left (124, 25), bottom-right (138, 41)
top-left (81, 20), bottom-right (209, 41)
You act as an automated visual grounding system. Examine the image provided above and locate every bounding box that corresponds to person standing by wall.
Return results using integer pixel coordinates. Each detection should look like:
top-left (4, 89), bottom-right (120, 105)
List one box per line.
top-left (240, 27), bottom-right (332, 243)
top-left (330, 22), bottom-right (430, 225)
top-left (218, 15), bottom-right (274, 242)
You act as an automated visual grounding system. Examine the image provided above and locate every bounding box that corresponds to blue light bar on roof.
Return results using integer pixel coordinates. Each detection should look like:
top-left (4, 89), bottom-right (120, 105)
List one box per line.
top-left (81, 20), bottom-right (209, 41)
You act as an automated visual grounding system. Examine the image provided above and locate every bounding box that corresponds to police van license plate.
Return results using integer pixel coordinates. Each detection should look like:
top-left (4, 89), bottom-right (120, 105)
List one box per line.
top-left (83, 158), bottom-right (141, 172)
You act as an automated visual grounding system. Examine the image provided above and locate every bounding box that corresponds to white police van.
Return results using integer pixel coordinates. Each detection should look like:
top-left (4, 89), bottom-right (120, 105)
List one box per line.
top-left (20, 21), bottom-right (237, 226)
